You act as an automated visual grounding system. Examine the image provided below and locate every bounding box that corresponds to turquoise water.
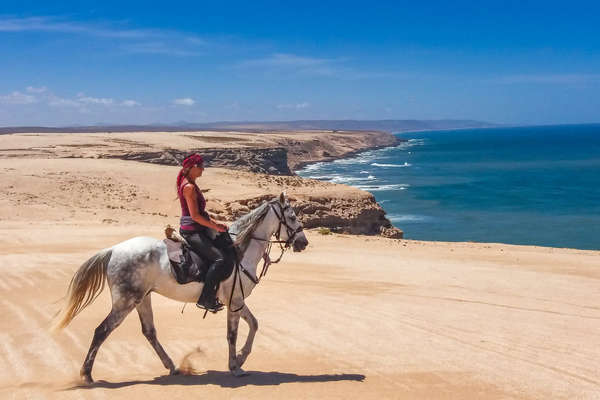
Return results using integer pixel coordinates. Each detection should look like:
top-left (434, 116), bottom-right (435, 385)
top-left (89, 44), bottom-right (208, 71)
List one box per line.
top-left (297, 124), bottom-right (600, 250)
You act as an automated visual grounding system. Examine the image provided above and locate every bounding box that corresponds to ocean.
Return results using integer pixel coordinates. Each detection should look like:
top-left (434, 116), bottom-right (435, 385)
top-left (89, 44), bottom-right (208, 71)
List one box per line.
top-left (297, 124), bottom-right (600, 250)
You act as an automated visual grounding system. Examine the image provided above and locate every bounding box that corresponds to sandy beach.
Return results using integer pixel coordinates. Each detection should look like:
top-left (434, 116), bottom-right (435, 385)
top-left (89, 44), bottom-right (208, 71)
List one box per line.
top-left (1, 131), bottom-right (599, 399)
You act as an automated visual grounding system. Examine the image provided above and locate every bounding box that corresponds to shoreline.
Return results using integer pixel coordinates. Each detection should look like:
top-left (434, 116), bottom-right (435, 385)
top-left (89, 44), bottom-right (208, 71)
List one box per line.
top-left (291, 138), bottom-right (405, 172)
top-left (293, 137), bottom-right (409, 239)
top-left (293, 130), bottom-right (600, 252)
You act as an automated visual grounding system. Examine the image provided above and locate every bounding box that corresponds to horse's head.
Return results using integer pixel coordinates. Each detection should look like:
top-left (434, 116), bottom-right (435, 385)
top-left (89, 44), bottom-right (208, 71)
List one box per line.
top-left (273, 192), bottom-right (309, 252)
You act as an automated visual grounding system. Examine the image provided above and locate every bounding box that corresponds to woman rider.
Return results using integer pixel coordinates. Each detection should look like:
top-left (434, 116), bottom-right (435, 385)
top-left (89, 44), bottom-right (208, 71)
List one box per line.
top-left (177, 153), bottom-right (234, 313)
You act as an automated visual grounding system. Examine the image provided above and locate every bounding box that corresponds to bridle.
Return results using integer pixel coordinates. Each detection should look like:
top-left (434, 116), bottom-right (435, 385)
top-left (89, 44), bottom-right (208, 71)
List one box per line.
top-left (227, 200), bottom-right (304, 312)
top-left (270, 201), bottom-right (305, 249)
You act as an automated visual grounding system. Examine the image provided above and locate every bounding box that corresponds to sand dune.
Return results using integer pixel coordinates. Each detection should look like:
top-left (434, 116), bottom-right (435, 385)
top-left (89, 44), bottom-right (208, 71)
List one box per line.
top-left (1, 138), bottom-right (599, 399)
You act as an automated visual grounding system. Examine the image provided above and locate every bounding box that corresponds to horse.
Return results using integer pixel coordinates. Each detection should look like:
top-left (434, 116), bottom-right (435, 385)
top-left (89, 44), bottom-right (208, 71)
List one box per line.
top-left (54, 192), bottom-right (309, 384)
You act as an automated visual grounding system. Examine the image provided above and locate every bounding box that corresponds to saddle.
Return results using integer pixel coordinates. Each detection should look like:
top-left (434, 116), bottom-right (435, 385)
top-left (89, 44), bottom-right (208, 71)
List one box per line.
top-left (164, 226), bottom-right (208, 284)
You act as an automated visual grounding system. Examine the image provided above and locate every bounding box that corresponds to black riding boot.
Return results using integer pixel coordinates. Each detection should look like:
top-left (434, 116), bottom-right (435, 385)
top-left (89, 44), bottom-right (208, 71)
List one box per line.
top-left (196, 258), bottom-right (224, 313)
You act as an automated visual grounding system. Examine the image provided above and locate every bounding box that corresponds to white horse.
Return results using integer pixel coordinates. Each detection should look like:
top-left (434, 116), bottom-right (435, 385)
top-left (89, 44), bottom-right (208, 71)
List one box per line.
top-left (54, 192), bottom-right (309, 384)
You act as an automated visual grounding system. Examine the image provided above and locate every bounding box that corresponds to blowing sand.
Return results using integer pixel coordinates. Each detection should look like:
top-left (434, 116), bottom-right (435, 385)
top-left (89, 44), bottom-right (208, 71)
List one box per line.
top-left (1, 138), bottom-right (599, 399)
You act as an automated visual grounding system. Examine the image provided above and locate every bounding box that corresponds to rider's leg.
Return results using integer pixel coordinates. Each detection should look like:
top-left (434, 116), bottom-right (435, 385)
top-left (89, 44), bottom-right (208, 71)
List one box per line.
top-left (181, 230), bottom-right (225, 311)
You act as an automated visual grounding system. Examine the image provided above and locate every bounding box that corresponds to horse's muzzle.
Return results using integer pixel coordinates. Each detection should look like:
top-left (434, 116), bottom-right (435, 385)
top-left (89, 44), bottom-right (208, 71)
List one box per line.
top-left (293, 236), bottom-right (309, 252)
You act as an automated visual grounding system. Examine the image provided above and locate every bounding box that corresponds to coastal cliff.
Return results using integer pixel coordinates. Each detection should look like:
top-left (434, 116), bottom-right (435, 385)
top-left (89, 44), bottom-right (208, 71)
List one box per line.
top-left (206, 174), bottom-right (403, 238)
top-left (0, 129), bottom-right (403, 238)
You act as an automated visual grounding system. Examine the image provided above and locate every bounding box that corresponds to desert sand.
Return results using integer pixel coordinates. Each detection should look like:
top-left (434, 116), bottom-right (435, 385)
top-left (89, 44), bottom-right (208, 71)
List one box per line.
top-left (1, 131), bottom-right (599, 399)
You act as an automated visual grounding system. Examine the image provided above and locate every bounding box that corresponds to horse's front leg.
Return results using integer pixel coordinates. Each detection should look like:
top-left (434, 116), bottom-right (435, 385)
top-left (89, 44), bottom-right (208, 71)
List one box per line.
top-left (227, 308), bottom-right (248, 376)
top-left (236, 305), bottom-right (258, 368)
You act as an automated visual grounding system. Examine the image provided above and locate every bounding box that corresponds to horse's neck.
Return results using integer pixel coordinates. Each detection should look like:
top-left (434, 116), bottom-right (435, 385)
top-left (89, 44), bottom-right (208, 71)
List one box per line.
top-left (240, 207), bottom-right (278, 273)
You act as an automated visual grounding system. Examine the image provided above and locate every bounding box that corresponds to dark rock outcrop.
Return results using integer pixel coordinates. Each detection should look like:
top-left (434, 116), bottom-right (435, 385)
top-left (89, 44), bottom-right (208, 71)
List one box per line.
top-left (105, 147), bottom-right (292, 175)
top-left (294, 194), bottom-right (403, 238)
top-left (212, 192), bottom-right (403, 239)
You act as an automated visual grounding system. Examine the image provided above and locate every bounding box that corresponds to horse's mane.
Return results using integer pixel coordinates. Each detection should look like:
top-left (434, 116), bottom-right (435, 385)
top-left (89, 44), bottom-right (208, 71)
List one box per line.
top-left (230, 200), bottom-right (273, 252)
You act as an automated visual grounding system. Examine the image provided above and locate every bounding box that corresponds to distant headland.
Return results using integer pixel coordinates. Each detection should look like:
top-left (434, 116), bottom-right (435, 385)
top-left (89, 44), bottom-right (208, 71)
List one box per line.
top-left (0, 119), bottom-right (497, 134)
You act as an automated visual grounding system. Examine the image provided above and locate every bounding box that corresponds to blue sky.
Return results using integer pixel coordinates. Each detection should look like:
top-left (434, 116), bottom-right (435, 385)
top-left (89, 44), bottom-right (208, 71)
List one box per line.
top-left (1, 1), bottom-right (599, 126)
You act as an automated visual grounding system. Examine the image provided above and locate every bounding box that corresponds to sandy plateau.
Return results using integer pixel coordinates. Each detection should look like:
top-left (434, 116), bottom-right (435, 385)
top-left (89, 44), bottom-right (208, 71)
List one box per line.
top-left (0, 130), bottom-right (599, 399)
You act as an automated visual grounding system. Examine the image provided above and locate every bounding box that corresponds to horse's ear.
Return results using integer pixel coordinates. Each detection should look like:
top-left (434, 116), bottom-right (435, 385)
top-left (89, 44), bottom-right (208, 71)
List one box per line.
top-left (279, 191), bottom-right (286, 204)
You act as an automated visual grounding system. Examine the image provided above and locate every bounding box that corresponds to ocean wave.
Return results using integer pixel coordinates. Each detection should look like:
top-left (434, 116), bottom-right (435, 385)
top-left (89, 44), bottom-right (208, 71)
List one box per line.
top-left (330, 175), bottom-right (377, 184)
top-left (394, 138), bottom-right (426, 150)
top-left (303, 174), bottom-right (335, 180)
top-left (408, 138), bottom-right (425, 144)
top-left (302, 173), bottom-right (378, 184)
top-left (371, 162), bottom-right (412, 168)
top-left (299, 162), bottom-right (325, 172)
top-left (355, 183), bottom-right (410, 191)
top-left (333, 154), bottom-right (377, 165)
top-left (332, 146), bottom-right (397, 165)
top-left (386, 214), bottom-right (431, 223)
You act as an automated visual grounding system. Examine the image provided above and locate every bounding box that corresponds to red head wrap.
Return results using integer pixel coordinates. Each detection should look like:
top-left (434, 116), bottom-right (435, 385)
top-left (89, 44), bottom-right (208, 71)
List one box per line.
top-left (182, 153), bottom-right (204, 169)
top-left (176, 153), bottom-right (204, 196)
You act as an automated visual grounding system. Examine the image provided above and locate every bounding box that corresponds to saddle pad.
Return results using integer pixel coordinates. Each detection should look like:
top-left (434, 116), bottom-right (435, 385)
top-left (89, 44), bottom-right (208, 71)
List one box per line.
top-left (164, 238), bottom-right (183, 263)
top-left (163, 238), bottom-right (207, 284)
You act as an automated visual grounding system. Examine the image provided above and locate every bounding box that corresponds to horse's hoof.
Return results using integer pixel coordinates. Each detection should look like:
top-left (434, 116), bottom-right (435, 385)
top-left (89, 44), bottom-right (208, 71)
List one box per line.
top-left (231, 367), bottom-right (249, 377)
top-left (170, 368), bottom-right (181, 376)
top-left (81, 373), bottom-right (94, 385)
top-left (235, 355), bottom-right (246, 367)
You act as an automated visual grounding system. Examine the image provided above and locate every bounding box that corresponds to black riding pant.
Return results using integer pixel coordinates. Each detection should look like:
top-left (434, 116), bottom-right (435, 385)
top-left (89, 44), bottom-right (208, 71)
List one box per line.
top-left (180, 228), bottom-right (235, 300)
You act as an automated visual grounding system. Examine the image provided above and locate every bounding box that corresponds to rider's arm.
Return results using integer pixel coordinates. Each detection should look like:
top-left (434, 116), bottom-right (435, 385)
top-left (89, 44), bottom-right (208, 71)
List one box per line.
top-left (182, 184), bottom-right (222, 231)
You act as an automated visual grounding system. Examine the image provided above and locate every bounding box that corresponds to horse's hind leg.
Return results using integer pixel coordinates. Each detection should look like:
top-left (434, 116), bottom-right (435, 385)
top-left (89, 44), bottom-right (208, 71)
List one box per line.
top-left (80, 299), bottom-right (136, 384)
top-left (136, 294), bottom-right (177, 375)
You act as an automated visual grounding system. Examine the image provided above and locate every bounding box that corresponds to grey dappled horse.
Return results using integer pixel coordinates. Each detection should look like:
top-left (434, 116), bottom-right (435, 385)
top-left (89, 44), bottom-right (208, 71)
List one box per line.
top-left (54, 192), bottom-right (309, 384)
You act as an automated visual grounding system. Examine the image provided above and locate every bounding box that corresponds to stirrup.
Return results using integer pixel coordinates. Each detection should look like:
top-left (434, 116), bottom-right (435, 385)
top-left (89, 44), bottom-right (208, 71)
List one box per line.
top-left (196, 299), bottom-right (224, 314)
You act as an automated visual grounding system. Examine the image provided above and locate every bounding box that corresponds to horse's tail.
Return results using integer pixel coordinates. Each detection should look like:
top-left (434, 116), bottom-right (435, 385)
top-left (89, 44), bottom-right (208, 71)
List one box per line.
top-left (52, 248), bottom-right (113, 331)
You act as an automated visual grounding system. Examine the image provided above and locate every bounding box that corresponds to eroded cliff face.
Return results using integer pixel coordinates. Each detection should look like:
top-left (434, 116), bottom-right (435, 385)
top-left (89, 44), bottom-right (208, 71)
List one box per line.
top-left (106, 147), bottom-right (292, 175)
top-left (0, 129), bottom-right (399, 176)
top-left (217, 195), bottom-right (403, 238)
top-left (204, 174), bottom-right (403, 239)
top-left (103, 130), bottom-right (400, 175)
top-left (279, 130), bottom-right (400, 170)
top-left (293, 195), bottom-right (403, 238)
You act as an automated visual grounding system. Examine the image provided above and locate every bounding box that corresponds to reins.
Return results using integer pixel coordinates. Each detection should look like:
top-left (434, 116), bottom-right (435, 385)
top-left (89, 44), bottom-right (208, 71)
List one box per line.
top-left (226, 201), bottom-right (303, 312)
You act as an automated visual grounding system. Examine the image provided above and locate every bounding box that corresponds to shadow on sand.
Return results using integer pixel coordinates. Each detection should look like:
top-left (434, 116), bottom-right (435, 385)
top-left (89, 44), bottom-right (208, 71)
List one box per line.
top-left (67, 370), bottom-right (366, 390)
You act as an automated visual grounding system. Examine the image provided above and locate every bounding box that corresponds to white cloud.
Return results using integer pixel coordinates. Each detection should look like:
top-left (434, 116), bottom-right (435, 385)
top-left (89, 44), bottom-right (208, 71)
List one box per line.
top-left (0, 87), bottom-right (141, 110)
top-left (47, 96), bottom-right (81, 107)
top-left (121, 99), bottom-right (140, 107)
top-left (26, 86), bottom-right (47, 93)
top-left (0, 91), bottom-right (37, 104)
top-left (77, 95), bottom-right (114, 105)
top-left (173, 98), bottom-right (195, 106)
top-left (0, 16), bottom-right (200, 40)
top-left (0, 16), bottom-right (207, 57)
top-left (277, 102), bottom-right (310, 110)
top-left (237, 52), bottom-right (392, 80)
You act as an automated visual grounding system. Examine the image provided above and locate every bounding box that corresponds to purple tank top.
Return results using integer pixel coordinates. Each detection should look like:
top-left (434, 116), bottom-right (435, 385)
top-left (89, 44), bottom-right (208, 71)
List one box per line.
top-left (178, 180), bottom-right (209, 231)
